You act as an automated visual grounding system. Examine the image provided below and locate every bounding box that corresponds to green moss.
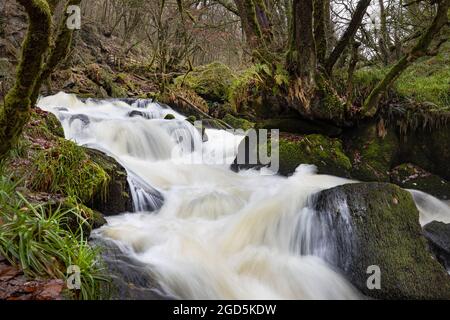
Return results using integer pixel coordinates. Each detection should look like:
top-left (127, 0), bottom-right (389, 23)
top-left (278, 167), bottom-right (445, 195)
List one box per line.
top-left (86, 64), bottom-right (128, 98)
top-left (278, 134), bottom-right (352, 177)
top-left (347, 122), bottom-right (399, 182)
top-left (0, 0), bottom-right (52, 159)
top-left (222, 113), bottom-right (255, 131)
top-left (315, 182), bottom-right (450, 299)
top-left (28, 138), bottom-right (110, 204)
top-left (164, 114), bottom-right (175, 120)
top-left (174, 62), bottom-right (236, 102)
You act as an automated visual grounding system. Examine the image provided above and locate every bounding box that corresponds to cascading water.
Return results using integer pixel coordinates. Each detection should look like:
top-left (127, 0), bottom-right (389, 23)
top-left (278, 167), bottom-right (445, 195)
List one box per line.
top-left (38, 92), bottom-right (450, 300)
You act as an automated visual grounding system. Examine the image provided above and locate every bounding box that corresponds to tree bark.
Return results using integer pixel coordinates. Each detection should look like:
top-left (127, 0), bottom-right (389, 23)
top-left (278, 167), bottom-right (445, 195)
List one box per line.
top-left (30, 0), bottom-right (82, 106)
top-left (0, 0), bottom-right (52, 159)
top-left (325, 0), bottom-right (371, 75)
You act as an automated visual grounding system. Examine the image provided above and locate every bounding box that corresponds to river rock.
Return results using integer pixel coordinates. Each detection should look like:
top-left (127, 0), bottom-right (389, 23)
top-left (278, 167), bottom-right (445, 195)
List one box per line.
top-left (232, 133), bottom-right (352, 177)
top-left (85, 148), bottom-right (133, 215)
top-left (311, 182), bottom-right (450, 299)
top-left (423, 221), bottom-right (450, 271)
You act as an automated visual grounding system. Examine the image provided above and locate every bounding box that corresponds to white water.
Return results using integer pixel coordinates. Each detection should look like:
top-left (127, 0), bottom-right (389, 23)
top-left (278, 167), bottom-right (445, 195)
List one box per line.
top-left (38, 92), bottom-right (450, 300)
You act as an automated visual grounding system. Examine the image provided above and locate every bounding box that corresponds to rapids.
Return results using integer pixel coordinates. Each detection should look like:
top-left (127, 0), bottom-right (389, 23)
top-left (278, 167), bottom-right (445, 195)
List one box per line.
top-left (37, 92), bottom-right (450, 300)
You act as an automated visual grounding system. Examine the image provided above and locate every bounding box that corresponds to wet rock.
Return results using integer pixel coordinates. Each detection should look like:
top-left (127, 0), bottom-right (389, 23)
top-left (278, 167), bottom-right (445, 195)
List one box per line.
top-left (69, 114), bottom-right (91, 126)
top-left (311, 182), bottom-right (450, 299)
top-left (232, 133), bottom-right (352, 177)
top-left (128, 110), bottom-right (151, 119)
top-left (85, 148), bottom-right (133, 215)
top-left (423, 221), bottom-right (450, 271)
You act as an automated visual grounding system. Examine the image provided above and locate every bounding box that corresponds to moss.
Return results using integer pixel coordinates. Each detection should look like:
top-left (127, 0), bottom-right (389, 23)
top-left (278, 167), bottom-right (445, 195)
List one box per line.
top-left (85, 64), bottom-right (128, 98)
top-left (0, 0), bottom-right (52, 159)
top-left (346, 122), bottom-right (399, 182)
top-left (28, 138), bottom-right (110, 203)
top-left (312, 73), bottom-right (347, 121)
top-left (391, 163), bottom-right (450, 200)
top-left (174, 62), bottom-right (236, 102)
top-left (160, 86), bottom-right (209, 116)
top-left (314, 183), bottom-right (450, 299)
top-left (222, 114), bottom-right (255, 131)
top-left (278, 134), bottom-right (352, 177)
top-left (164, 114), bottom-right (175, 120)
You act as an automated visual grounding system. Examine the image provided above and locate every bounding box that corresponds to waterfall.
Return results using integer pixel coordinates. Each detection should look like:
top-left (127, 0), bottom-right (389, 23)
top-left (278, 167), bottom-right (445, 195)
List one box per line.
top-left (37, 92), bottom-right (450, 300)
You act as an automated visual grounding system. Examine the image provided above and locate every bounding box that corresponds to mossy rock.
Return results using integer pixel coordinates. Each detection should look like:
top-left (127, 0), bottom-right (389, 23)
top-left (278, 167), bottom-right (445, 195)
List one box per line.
top-left (313, 183), bottom-right (450, 299)
top-left (164, 114), bottom-right (175, 120)
top-left (85, 64), bottom-right (128, 98)
top-left (160, 87), bottom-right (209, 117)
top-left (391, 164), bottom-right (450, 200)
top-left (278, 134), bottom-right (352, 177)
top-left (232, 133), bottom-right (352, 177)
top-left (222, 114), bottom-right (254, 131)
top-left (346, 122), bottom-right (399, 182)
top-left (84, 148), bottom-right (133, 215)
top-left (174, 62), bottom-right (236, 102)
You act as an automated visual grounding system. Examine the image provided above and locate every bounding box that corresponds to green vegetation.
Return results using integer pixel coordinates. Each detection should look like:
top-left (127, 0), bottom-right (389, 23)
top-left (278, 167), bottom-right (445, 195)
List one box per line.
top-left (29, 138), bottom-right (110, 204)
top-left (0, 175), bottom-right (108, 300)
top-left (278, 134), bottom-right (352, 177)
top-left (353, 44), bottom-right (450, 110)
top-left (222, 113), bottom-right (255, 131)
top-left (174, 62), bottom-right (236, 102)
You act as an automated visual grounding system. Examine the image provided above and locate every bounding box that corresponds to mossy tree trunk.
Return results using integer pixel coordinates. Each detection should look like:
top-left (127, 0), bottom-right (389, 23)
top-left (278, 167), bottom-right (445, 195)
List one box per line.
top-left (0, 0), bottom-right (52, 159)
top-left (30, 0), bottom-right (82, 106)
top-left (233, 0), bottom-right (274, 60)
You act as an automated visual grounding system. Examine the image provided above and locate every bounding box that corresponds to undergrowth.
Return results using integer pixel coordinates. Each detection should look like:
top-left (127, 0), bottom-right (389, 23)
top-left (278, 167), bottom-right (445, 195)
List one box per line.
top-left (0, 174), bottom-right (109, 300)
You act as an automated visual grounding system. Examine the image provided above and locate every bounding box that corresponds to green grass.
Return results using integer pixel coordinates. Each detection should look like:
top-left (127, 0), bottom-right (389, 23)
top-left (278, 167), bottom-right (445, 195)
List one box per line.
top-left (353, 43), bottom-right (450, 110)
top-left (0, 175), bottom-right (109, 300)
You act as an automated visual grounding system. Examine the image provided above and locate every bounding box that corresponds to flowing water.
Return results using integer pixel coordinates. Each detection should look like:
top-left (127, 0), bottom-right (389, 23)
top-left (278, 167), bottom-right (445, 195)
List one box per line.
top-left (38, 92), bottom-right (450, 300)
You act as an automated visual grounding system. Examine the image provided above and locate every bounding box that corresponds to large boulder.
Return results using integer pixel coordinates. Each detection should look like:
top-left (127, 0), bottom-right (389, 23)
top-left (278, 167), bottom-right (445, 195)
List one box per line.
top-left (174, 62), bottom-right (236, 102)
top-left (423, 221), bottom-right (450, 272)
top-left (311, 182), bottom-right (450, 299)
top-left (85, 148), bottom-right (133, 215)
top-left (232, 133), bottom-right (352, 177)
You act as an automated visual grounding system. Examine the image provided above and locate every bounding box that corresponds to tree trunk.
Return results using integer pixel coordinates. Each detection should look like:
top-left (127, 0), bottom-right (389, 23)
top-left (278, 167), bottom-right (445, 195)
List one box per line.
top-left (30, 0), bottom-right (82, 106)
top-left (0, 0), bottom-right (52, 159)
top-left (325, 0), bottom-right (371, 75)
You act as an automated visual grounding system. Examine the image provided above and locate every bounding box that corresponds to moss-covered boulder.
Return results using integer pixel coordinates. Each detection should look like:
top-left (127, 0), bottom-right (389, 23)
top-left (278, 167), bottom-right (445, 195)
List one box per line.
top-left (8, 109), bottom-right (132, 217)
top-left (312, 183), bottom-right (450, 299)
top-left (222, 114), bottom-right (254, 131)
top-left (85, 64), bottom-right (128, 98)
top-left (174, 62), bottom-right (236, 102)
top-left (277, 134), bottom-right (352, 177)
top-left (346, 122), bottom-right (399, 182)
top-left (391, 163), bottom-right (450, 200)
top-left (423, 221), bottom-right (450, 272)
top-left (84, 149), bottom-right (133, 215)
top-left (232, 133), bottom-right (352, 177)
